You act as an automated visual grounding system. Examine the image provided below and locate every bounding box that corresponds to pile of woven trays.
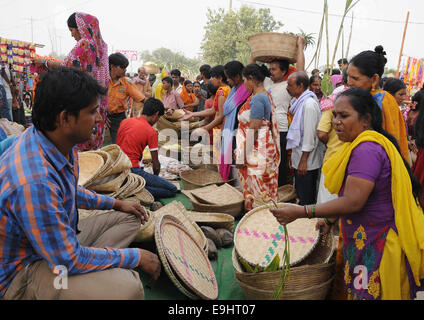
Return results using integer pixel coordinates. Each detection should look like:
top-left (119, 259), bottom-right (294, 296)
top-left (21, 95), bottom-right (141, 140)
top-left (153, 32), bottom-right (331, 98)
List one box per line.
top-left (78, 144), bottom-right (154, 206)
top-left (0, 118), bottom-right (25, 137)
top-left (233, 203), bottom-right (336, 300)
top-left (182, 180), bottom-right (245, 218)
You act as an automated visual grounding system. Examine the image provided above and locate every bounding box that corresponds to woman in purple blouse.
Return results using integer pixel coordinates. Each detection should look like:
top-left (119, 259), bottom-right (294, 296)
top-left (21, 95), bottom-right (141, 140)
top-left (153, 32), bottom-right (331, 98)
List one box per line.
top-left (271, 88), bottom-right (424, 300)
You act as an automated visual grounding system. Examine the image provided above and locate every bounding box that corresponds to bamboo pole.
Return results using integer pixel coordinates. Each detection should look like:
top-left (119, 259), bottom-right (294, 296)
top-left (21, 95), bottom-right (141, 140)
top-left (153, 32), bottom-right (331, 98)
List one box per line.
top-left (395, 11), bottom-right (410, 79)
top-left (346, 13), bottom-right (354, 60)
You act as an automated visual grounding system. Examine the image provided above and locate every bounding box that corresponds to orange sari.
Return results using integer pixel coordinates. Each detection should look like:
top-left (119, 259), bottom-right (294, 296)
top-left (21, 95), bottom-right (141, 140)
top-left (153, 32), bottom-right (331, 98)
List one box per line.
top-left (180, 85), bottom-right (196, 110)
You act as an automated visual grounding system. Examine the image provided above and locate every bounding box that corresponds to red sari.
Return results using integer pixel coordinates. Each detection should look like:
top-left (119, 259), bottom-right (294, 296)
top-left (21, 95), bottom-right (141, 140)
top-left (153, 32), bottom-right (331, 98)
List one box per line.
top-left (235, 92), bottom-right (281, 212)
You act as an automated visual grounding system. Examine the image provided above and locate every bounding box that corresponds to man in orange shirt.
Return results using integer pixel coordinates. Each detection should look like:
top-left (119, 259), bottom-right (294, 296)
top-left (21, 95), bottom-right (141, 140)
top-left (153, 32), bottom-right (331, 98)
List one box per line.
top-left (108, 53), bottom-right (145, 143)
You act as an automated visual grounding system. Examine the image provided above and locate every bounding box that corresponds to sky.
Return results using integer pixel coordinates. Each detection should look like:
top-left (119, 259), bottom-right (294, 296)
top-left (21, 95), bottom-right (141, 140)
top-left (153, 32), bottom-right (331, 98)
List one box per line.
top-left (0, 0), bottom-right (422, 73)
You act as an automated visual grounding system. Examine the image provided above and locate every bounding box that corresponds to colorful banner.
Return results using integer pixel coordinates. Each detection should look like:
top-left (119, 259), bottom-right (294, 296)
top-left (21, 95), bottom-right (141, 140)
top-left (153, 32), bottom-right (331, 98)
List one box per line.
top-left (401, 56), bottom-right (424, 90)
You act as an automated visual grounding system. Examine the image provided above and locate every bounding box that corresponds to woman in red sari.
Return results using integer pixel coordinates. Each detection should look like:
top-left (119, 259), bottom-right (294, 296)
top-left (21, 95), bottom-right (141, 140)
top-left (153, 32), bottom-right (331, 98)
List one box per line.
top-left (235, 64), bottom-right (280, 212)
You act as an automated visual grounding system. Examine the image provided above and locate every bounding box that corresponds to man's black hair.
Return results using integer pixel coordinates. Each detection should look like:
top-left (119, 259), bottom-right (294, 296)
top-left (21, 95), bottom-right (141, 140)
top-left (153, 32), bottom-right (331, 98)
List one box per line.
top-left (142, 98), bottom-right (165, 117)
top-left (170, 69), bottom-right (181, 77)
top-left (162, 76), bottom-right (173, 86)
top-left (293, 71), bottom-right (310, 89)
top-left (338, 58), bottom-right (349, 65)
top-left (32, 67), bottom-right (107, 132)
top-left (109, 53), bottom-right (129, 71)
top-left (270, 58), bottom-right (290, 74)
top-left (199, 64), bottom-right (211, 79)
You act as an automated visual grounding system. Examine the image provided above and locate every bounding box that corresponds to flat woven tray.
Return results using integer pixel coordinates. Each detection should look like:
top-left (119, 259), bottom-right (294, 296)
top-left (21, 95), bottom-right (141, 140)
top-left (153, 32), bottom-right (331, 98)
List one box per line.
top-left (180, 169), bottom-right (224, 190)
top-left (235, 204), bottom-right (320, 269)
top-left (182, 187), bottom-right (244, 218)
top-left (190, 183), bottom-right (243, 205)
top-left (186, 211), bottom-right (235, 232)
top-left (154, 201), bottom-right (208, 254)
top-left (158, 216), bottom-right (218, 300)
top-left (154, 214), bottom-right (199, 300)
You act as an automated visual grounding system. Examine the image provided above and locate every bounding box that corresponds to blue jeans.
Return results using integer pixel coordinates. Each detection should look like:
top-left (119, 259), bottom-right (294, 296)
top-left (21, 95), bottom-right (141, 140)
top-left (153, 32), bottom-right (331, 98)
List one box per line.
top-left (131, 167), bottom-right (178, 199)
top-left (0, 85), bottom-right (12, 121)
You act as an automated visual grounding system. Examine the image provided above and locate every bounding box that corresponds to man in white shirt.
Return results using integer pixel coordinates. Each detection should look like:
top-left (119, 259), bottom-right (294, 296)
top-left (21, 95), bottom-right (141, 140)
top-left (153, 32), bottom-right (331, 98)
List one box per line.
top-left (170, 69), bottom-right (183, 94)
top-left (251, 36), bottom-right (306, 186)
top-left (286, 71), bottom-right (325, 205)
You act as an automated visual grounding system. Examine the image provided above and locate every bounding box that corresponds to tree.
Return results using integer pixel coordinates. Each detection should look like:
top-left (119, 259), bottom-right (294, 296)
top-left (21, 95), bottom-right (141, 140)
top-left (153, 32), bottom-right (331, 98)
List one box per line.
top-left (139, 48), bottom-right (202, 79)
top-left (201, 5), bottom-right (283, 66)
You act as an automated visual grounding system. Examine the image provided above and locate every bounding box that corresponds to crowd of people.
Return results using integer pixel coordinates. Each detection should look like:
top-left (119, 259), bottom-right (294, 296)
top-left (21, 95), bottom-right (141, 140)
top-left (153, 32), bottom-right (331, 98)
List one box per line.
top-left (0, 11), bottom-right (423, 301)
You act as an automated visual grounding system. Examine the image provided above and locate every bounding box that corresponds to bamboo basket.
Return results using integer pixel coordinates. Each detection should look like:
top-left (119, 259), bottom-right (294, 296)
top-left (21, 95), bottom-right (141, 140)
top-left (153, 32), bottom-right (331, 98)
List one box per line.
top-left (233, 236), bottom-right (335, 293)
top-left (248, 32), bottom-right (298, 64)
top-left (87, 170), bottom-right (130, 193)
top-left (186, 211), bottom-right (235, 232)
top-left (156, 116), bottom-right (206, 133)
top-left (77, 152), bottom-right (105, 187)
top-left (134, 188), bottom-right (155, 206)
top-left (180, 169), bottom-right (224, 190)
top-left (278, 184), bottom-right (297, 203)
top-left (134, 209), bottom-right (156, 243)
top-left (99, 144), bottom-right (132, 177)
top-left (237, 275), bottom-right (334, 300)
top-left (190, 183), bottom-right (244, 206)
top-left (183, 188), bottom-right (244, 218)
top-left (90, 150), bottom-right (112, 179)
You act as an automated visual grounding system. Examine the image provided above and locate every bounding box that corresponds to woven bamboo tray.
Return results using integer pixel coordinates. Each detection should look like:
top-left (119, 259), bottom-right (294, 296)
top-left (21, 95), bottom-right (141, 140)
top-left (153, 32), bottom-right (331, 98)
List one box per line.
top-left (87, 169), bottom-right (130, 193)
top-left (134, 209), bottom-right (156, 243)
top-left (183, 188), bottom-right (245, 218)
top-left (190, 183), bottom-right (244, 206)
top-left (232, 248), bottom-right (335, 292)
top-left (237, 274), bottom-right (334, 300)
top-left (180, 169), bottom-right (224, 190)
top-left (156, 116), bottom-right (206, 133)
top-left (154, 214), bottom-right (199, 300)
top-left (90, 150), bottom-right (112, 179)
top-left (78, 152), bottom-right (105, 187)
top-left (186, 211), bottom-right (235, 232)
top-left (158, 218), bottom-right (218, 300)
top-left (235, 204), bottom-right (320, 270)
top-left (134, 188), bottom-right (155, 206)
top-left (278, 184), bottom-right (297, 203)
top-left (154, 201), bottom-right (208, 254)
top-left (248, 32), bottom-right (298, 64)
top-left (99, 144), bottom-right (132, 177)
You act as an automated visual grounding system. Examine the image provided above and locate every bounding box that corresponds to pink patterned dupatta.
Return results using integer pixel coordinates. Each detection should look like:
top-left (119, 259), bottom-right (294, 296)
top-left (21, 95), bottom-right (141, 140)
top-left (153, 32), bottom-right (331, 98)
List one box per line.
top-left (62, 12), bottom-right (109, 151)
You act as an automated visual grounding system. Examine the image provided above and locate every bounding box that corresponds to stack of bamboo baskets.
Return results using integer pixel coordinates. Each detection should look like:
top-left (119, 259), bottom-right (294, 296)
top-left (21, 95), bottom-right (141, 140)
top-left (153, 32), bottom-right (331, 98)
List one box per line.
top-left (78, 144), bottom-right (154, 206)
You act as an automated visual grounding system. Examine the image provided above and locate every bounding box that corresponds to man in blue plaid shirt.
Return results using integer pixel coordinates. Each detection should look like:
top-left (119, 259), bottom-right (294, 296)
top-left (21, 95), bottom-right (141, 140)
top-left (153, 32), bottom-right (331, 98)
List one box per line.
top-left (0, 67), bottom-right (160, 300)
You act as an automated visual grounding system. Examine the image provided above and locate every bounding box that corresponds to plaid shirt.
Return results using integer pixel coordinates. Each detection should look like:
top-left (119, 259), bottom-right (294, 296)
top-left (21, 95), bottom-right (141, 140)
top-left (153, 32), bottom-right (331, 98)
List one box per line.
top-left (0, 126), bottom-right (141, 297)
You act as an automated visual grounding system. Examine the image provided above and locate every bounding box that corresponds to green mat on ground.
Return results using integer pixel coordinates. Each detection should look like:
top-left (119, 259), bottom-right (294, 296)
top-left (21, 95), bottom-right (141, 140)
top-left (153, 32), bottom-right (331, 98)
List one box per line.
top-left (132, 180), bottom-right (246, 300)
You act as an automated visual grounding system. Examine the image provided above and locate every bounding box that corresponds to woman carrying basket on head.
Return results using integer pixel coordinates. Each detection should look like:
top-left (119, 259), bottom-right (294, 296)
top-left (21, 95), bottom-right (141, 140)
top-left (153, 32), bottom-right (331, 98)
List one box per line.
top-left (271, 88), bottom-right (424, 300)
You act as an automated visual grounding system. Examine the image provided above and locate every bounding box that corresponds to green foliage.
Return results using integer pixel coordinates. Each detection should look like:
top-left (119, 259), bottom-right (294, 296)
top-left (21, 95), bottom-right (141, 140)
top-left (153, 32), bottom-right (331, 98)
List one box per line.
top-left (299, 29), bottom-right (316, 50)
top-left (201, 5), bottom-right (283, 66)
top-left (264, 254), bottom-right (280, 272)
top-left (139, 48), bottom-right (202, 79)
